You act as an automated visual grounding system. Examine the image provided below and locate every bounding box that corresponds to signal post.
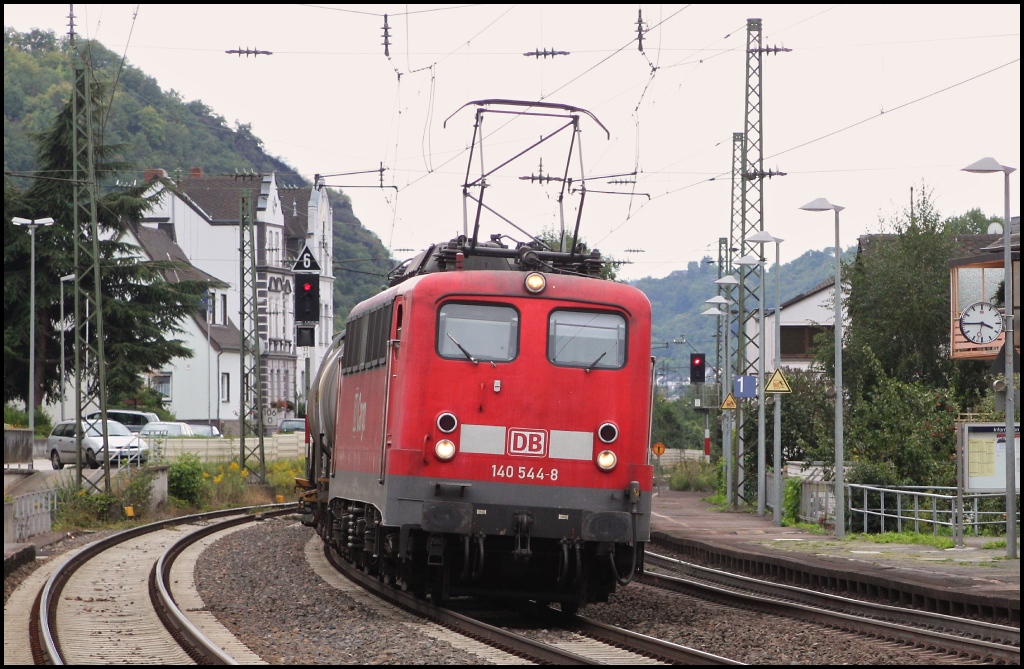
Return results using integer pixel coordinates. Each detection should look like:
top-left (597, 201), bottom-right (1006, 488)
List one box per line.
top-left (293, 244), bottom-right (321, 444)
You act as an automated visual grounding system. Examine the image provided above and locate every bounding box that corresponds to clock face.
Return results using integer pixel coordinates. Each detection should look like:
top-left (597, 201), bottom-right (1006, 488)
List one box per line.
top-left (959, 302), bottom-right (1003, 345)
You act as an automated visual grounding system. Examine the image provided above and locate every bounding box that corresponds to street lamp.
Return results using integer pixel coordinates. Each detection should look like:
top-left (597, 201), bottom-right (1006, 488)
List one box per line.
top-left (738, 235), bottom-right (775, 518)
top-left (704, 298), bottom-right (732, 503)
top-left (962, 157), bottom-right (1017, 560)
top-left (713, 275), bottom-right (740, 505)
top-left (766, 234), bottom-right (785, 527)
top-left (60, 274), bottom-right (76, 421)
top-left (800, 198), bottom-right (846, 539)
top-left (12, 216), bottom-right (55, 442)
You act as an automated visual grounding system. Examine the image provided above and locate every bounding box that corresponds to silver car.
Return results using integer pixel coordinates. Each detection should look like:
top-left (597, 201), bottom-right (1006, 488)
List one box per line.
top-left (139, 421), bottom-right (196, 438)
top-left (46, 419), bottom-right (140, 470)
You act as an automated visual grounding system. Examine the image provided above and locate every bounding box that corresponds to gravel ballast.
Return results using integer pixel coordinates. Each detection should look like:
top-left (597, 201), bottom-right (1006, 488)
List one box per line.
top-left (6, 518), bottom-right (969, 664)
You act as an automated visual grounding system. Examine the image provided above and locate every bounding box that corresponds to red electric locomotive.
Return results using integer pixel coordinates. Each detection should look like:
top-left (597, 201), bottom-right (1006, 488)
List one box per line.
top-left (299, 100), bottom-right (654, 611)
top-left (301, 238), bottom-right (653, 609)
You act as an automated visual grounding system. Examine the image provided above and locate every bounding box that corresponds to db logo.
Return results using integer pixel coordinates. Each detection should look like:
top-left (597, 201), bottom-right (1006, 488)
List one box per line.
top-left (507, 428), bottom-right (547, 457)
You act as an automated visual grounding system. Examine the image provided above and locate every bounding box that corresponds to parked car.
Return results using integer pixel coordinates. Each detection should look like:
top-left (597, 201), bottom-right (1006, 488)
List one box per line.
top-left (189, 423), bottom-right (222, 438)
top-left (139, 421), bottom-right (196, 438)
top-left (85, 409), bottom-right (160, 433)
top-left (47, 419), bottom-right (141, 470)
top-left (277, 418), bottom-right (306, 434)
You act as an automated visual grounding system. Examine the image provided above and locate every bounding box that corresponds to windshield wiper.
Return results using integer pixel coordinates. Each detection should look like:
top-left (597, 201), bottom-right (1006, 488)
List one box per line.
top-left (585, 343), bottom-right (618, 373)
top-left (447, 333), bottom-right (478, 365)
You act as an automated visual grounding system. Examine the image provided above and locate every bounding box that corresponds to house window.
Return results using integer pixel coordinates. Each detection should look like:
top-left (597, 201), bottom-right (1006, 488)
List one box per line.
top-left (152, 373), bottom-right (172, 401)
top-left (780, 325), bottom-right (828, 358)
top-left (221, 373), bottom-right (230, 402)
top-left (220, 294), bottom-right (228, 325)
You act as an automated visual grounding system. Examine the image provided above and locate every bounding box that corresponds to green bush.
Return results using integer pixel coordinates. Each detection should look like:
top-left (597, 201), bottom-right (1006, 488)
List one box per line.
top-left (4, 402), bottom-right (51, 437)
top-left (669, 459), bottom-right (717, 492)
top-left (54, 487), bottom-right (123, 528)
top-left (782, 477), bottom-right (801, 525)
top-left (168, 453), bottom-right (208, 505)
top-left (267, 458), bottom-right (305, 498)
top-left (115, 467), bottom-right (156, 517)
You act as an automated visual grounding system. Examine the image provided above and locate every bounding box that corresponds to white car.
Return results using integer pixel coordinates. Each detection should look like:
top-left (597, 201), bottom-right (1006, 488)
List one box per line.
top-left (47, 419), bottom-right (142, 470)
top-left (139, 421), bottom-right (196, 438)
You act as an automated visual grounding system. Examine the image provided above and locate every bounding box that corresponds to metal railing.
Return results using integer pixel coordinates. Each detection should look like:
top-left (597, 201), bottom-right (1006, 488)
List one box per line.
top-left (4, 489), bottom-right (58, 543)
top-left (848, 483), bottom-right (1013, 541)
top-left (777, 478), bottom-right (1017, 542)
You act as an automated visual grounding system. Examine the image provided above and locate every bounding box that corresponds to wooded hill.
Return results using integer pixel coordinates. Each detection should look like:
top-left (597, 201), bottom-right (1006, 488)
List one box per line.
top-left (636, 246), bottom-right (854, 370)
top-left (4, 27), bottom-right (849, 339)
top-left (3, 27), bottom-right (393, 326)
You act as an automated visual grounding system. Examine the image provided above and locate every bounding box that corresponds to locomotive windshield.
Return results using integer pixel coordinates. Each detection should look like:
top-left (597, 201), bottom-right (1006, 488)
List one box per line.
top-left (437, 303), bottom-right (519, 362)
top-left (549, 310), bottom-right (626, 370)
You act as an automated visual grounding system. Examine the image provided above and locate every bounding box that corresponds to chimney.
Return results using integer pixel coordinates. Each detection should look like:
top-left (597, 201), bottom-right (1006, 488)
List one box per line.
top-left (143, 168), bottom-right (168, 182)
top-left (189, 167), bottom-right (204, 178)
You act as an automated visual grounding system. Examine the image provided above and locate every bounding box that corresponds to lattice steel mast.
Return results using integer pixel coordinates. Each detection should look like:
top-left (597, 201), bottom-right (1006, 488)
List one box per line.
top-left (238, 190), bottom-right (267, 482)
top-left (735, 19), bottom-right (788, 507)
top-left (69, 8), bottom-right (110, 492)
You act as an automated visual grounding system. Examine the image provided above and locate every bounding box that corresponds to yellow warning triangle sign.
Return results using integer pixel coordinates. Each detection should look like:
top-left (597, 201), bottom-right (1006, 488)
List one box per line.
top-left (721, 392), bottom-right (738, 410)
top-left (765, 369), bottom-right (792, 393)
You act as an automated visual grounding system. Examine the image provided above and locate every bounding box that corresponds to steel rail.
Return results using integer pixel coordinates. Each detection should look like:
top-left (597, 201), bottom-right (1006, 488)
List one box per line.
top-left (38, 503), bottom-right (294, 665)
top-left (322, 543), bottom-right (599, 665)
top-left (153, 506), bottom-right (296, 664)
top-left (644, 551), bottom-right (1019, 664)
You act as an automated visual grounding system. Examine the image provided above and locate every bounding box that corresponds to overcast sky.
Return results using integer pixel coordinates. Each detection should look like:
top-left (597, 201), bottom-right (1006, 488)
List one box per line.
top-left (5, 4), bottom-right (1020, 281)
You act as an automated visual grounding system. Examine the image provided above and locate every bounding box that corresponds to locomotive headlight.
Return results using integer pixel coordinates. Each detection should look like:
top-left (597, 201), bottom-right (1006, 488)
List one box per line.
top-left (596, 449), bottom-right (617, 471)
top-left (524, 272), bottom-right (546, 294)
top-left (434, 439), bottom-right (456, 461)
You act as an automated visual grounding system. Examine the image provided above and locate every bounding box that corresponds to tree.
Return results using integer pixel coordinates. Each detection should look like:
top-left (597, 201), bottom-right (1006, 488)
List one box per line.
top-left (943, 208), bottom-right (1003, 235)
top-left (4, 84), bottom-right (216, 410)
top-left (837, 186), bottom-right (990, 403)
top-left (807, 185), bottom-right (997, 485)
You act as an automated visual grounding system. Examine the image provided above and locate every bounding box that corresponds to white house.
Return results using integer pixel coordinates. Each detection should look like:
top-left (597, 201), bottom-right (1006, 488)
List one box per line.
top-left (138, 168), bottom-right (335, 432)
top-left (129, 224), bottom-right (242, 428)
top-left (744, 277), bottom-right (838, 373)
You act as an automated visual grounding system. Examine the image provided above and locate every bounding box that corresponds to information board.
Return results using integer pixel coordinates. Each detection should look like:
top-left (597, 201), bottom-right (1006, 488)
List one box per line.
top-left (959, 422), bottom-right (1020, 493)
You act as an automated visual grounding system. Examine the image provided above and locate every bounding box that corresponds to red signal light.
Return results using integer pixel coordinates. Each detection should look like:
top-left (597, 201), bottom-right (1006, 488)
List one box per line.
top-left (302, 282), bottom-right (313, 292)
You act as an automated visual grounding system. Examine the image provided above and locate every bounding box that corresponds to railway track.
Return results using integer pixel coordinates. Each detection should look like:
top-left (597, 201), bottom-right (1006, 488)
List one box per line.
top-left (313, 538), bottom-right (740, 665)
top-left (642, 550), bottom-right (1020, 665)
top-left (27, 504), bottom-right (293, 665)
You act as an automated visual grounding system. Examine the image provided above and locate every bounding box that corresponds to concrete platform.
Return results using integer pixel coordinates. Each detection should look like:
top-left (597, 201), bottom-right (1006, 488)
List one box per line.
top-left (649, 489), bottom-right (1019, 621)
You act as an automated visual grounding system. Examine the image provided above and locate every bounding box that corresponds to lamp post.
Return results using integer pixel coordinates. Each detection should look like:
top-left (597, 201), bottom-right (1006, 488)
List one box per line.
top-left (800, 198), bottom-right (846, 538)
top-left (962, 157), bottom-right (1017, 560)
top-left (704, 296), bottom-right (733, 503)
top-left (738, 235), bottom-right (775, 518)
top-left (12, 216), bottom-right (55, 442)
top-left (768, 235), bottom-right (785, 527)
top-left (712, 275), bottom-right (739, 506)
top-left (60, 274), bottom-right (76, 421)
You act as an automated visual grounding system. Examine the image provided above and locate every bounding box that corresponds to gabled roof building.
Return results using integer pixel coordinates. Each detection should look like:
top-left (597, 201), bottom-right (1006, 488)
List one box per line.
top-left (137, 168), bottom-right (334, 432)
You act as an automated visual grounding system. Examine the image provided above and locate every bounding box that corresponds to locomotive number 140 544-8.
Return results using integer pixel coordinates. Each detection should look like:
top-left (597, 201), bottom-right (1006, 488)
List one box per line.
top-left (490, 464), bottom-right (560, 481)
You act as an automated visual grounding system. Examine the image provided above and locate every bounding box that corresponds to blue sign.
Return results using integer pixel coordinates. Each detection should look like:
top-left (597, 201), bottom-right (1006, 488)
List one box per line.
top-left (734, 375), bottom-right (757, 399)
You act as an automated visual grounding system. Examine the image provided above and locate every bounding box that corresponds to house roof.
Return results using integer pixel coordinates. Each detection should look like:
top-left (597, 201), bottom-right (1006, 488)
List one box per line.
top-left (778, 276), bottom-right (835, 311)
top-left (130, 225), bottom-right (240, 353)
top-left (198, 313), bottom-right (242, 353)
top-left (856, 230), bottom-right (1019, 269)
top-left (133, 224), bottom-right (224, 285)
top-left (171, 175), bottom-right (266, 223)
top-left (978, 215), bottom-right (1020, 253)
